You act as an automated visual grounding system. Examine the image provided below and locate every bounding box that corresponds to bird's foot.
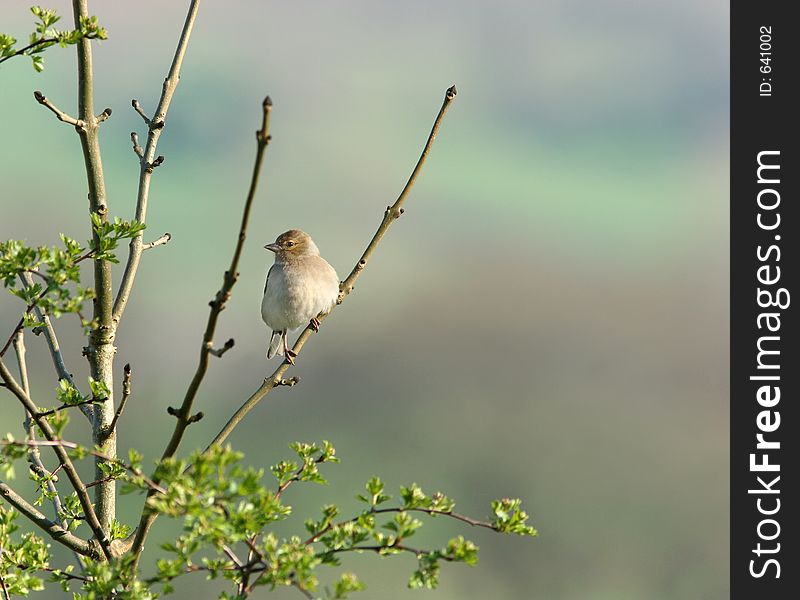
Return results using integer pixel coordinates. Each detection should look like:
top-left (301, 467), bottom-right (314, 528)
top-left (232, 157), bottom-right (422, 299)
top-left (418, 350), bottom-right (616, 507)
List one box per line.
top-left (310, 318), bottom-right (320, 332)
top-left (285, 349), bottom-right (297, 365)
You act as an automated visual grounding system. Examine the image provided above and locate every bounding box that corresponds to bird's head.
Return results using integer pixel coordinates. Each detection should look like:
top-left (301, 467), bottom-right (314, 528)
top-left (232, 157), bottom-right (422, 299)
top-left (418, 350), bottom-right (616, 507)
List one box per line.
top-left (264, 229), bottom-right (319, 260)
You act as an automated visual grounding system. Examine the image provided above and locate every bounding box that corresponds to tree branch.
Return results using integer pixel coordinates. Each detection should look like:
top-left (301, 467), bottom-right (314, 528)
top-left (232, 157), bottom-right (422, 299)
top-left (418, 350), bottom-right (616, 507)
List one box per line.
top-left (128, 95), bottom-right (273, 562)
top-left (205, 85), bottom-right (457, 451)
top-left (13, 330), bottom-right (79, 569)
top-left (1, 439), bottom-right (166, 497)
top-left (113, 0), bottom-right (202, 324)
top-left (108, 363), bottom-right (132, 432)
top-left (0, 482), bottom-right (96, 558)
top-left (162, 96), bottom-right (272, 461)
top-left (0, 358), bottom-right (112, 561)
top-left (18, 272), bottom-right (94, 423)
top-left (32, 90), bottom-right (83, 128)
top-left (304, 505), bottom-right (495, 548)
top-left (71, 0), bottom-right (116, 535)
top-left (142, 233), bottom-right (172, 250)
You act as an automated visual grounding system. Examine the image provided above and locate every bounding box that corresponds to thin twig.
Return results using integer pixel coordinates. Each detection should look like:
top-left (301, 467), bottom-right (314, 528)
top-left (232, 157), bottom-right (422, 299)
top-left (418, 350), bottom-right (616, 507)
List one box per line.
top-left (291, 581), bottom-right (314, 600)
top-left (130, 132), bottom-right (144, 158)
top-left (0, 31), bottom-right (104, 66)
top-left (34, 397), bottom-right (102, 419)
top-left (19, 272), bottom-right (93, 423)
top-left (205, 85), bottom-right (457, 451)
top-left (131, 99), bottom-right (150, 124)
top-left (142, 233), bottom-right (172, 250)
top-left (95, 107), bottom-right (112, 123)
top-left (1, 439), bottom-right (167, 496)
top-left (33, 90), bottom-right (83, 128)
top-left (108, 363), bottom-right (132, 433)
top-left (208, 338), bottom-right (235, 358)
top-left (129, 94), bottom-right (273, 562)
top-left (0, 572), bottom-right (9, 600)
top-left (113, 0), bottom-right (202, 324)
top-left (304, 504), bottom-right (493, 547)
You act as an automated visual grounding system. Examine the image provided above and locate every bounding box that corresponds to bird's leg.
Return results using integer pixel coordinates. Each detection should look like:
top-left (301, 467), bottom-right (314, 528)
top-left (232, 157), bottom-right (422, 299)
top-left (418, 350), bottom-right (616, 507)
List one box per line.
top-left (310, 317), bottom-right (320, 332)
top-left (283, 331), bottom-right (297, 364)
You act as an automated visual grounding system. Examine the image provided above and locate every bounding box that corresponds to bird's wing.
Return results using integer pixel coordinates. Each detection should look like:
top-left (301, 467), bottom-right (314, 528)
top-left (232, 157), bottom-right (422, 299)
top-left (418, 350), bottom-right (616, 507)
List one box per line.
top-left (264, 263), bottom-right (276, 294)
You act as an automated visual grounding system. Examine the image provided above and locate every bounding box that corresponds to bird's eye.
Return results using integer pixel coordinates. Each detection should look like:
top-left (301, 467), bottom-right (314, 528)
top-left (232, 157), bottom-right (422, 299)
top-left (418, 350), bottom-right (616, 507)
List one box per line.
top-left (286, 241), bottom-right (295, 248)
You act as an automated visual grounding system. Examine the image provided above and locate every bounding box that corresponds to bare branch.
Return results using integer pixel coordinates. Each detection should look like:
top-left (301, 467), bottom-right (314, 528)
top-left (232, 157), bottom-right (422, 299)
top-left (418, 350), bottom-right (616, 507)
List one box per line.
top-left (129, 94), bottom-right (273, 561)
top-left (32, 90), bottom-right (83, 128)
top-left (161, 96), bottom-right (271, 455)
top-left (142, 232), bottom-right (172, 250)
top-left (131, 99), bottom-right (150, 125)
top-left (208, 338), bottom-right (235, 358)
top-left (95, 107), bottom-right (112, 124)
top-left (108, 363), bottom-right (132, 433)
top-left (72, 0), bottom-right (116, 534)
top-left (205, 85), bottom-right (457, 451)
top-left (131, 132), bottom-right (144, 158)
top-left (113, 0), bottom-right (203, 324)
top-left (145, 155), bottom-right (165, 173)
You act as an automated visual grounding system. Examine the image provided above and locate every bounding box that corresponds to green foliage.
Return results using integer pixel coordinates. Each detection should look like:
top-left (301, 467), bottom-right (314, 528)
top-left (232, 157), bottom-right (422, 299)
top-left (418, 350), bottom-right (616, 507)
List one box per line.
top-left (89, 215), bottom-right (146, 264)
top-left (0, 507), bottom-right (48, 595)
top-left (1, 441), bottom-right (536, 597)
top-left (0, 218), bottom-right (143, 334)
top-left (0, 6), bottom-right (107, 71)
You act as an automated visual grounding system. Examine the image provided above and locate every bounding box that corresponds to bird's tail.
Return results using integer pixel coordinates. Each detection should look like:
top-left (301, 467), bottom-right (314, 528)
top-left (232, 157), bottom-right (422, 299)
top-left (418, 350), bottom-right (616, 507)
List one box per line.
top-left (267, 330), bottom-right (284, 359)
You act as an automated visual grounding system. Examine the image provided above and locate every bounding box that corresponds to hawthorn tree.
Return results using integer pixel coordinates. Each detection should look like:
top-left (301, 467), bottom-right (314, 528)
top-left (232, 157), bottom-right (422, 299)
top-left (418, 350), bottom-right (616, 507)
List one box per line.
top-left (0, 3), bottom-right (536, 598)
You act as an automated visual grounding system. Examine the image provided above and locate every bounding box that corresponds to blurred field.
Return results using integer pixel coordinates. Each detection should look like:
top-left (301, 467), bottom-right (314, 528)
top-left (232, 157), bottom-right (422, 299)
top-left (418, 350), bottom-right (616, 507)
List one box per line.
top-left (1, 1), bottom-right (728, 598)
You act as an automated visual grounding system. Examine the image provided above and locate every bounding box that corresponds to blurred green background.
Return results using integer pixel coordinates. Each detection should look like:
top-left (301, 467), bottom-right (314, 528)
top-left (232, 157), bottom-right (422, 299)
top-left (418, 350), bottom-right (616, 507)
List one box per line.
top-left (1, 1), bottom-right (728, 598)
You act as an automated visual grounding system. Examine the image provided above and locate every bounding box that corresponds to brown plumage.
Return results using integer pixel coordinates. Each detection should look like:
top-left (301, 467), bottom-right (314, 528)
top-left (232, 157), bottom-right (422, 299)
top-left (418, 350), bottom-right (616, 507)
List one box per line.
top-left (261, 230), bottom-right (339, 364)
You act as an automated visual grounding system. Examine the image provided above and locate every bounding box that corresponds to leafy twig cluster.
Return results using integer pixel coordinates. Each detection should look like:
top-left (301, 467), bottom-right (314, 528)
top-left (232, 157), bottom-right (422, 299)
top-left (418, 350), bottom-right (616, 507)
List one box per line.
top-left (0, 6), bottom-right (106, 72)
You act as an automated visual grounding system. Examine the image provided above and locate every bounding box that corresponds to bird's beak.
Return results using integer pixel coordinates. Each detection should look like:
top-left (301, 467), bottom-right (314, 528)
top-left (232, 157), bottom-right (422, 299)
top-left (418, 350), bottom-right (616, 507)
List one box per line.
top-left (264, 243), bottom-right (281, 252)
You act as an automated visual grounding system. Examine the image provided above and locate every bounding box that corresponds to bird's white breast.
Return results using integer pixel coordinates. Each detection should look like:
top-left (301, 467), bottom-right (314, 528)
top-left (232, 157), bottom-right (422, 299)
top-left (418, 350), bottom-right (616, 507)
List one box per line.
top-left (261, 257), bottom-right (339, 331)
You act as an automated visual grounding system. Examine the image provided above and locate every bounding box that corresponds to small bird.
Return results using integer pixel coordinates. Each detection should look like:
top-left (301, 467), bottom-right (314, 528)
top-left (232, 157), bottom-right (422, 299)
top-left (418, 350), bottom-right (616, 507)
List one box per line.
top-left (261, 229), bottom-right (339, 364)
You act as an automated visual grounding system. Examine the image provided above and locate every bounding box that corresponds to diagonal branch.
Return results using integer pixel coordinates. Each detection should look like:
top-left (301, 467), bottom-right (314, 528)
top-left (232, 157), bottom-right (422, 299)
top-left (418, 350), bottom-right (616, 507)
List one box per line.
top-left (113, 0), bottom-right (202, 324)
top-left (32, 90), bottom-right (83, 128)
top-left (19, 272), bottom-right (94, 423)
top-left (205, 85), bottom-right (457, 451)
top-left (12, 331), bottom-right (70, 532)
top-left (161, 96), bottom-right (271, 462)
top-left (128, 95), bottom-right (273, 562)
top-left (0, 482), bottom-right (96, 558)
top-left (0, 358), bottom-right (112, 561)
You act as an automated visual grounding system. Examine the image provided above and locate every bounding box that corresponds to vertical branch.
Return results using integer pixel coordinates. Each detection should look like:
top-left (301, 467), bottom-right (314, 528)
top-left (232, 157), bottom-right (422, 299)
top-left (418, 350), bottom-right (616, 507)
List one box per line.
top-left (71, 0), bottom-right (115, 535)
top-left (113, 0), bottom-right (202, 323)
top-left (128, 96), bottom-right (273, 563)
